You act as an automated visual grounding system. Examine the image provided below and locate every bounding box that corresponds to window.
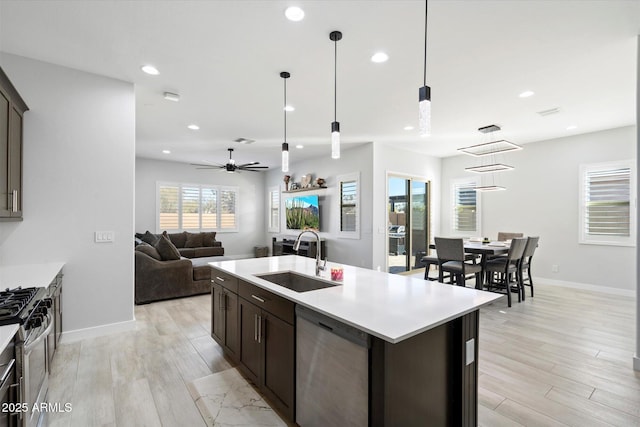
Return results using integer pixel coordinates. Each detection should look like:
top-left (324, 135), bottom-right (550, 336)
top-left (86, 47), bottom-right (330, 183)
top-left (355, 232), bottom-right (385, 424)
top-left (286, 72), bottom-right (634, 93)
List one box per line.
top-left (452, 178), bottom-right (479, 234)
top-left (337, 172), bottom-right (360, 239)
top-left (267, 186), bottom-right (280, 233)
top-left (157, 182), bottom-right (239, 232)
top-left (579, 160), bottom-right (635, 246)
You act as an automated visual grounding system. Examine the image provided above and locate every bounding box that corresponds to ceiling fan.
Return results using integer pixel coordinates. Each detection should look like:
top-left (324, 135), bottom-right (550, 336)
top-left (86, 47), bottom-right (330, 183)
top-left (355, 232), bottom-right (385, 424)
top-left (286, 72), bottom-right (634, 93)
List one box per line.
top-left (191, 148), bottom-right (268, 173)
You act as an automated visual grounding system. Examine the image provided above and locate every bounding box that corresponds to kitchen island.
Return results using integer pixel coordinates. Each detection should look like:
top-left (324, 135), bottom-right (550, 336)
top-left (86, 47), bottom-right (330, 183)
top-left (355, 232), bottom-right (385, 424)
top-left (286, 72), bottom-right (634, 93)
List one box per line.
top-left (209, 255), bottom-right (501, 426)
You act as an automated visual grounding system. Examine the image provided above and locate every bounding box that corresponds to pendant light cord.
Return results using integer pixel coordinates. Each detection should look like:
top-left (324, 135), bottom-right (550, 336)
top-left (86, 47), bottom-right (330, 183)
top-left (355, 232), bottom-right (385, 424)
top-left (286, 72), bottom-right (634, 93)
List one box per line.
top-left (334, 37), bottom-right (338, 122)
top-left (284, 77), bottom-right (287, 144)
top-left (423, 0), bottom-right (428, 86)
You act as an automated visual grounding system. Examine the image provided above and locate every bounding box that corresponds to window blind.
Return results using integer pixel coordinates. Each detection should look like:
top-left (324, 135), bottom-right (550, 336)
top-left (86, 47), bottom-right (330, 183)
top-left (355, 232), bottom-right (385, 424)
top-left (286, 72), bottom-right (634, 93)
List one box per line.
top-left (340, 180), bottom-right (357, 232)
top-left (584, 167), bottom-right (630, 237)
top-left (453, 183), bottom-right (477, 232)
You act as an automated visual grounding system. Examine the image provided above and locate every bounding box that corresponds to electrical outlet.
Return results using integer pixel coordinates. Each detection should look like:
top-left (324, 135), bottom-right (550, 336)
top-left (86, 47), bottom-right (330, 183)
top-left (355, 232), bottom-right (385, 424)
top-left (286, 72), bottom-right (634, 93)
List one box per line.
top-left (552, 264), bottom-right (559, 273)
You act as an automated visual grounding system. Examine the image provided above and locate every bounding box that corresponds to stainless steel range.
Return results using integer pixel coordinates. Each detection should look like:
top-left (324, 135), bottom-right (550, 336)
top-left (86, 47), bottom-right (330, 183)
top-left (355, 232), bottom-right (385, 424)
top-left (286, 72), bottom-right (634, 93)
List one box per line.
top-left (0, 287), bottom-right (52, 427)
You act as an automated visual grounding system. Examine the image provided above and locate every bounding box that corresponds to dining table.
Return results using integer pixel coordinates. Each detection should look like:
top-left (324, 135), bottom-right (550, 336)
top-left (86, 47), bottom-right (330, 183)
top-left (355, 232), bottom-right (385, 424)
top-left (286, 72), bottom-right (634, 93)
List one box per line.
top-left (428, 240), bottom-right (510, 288)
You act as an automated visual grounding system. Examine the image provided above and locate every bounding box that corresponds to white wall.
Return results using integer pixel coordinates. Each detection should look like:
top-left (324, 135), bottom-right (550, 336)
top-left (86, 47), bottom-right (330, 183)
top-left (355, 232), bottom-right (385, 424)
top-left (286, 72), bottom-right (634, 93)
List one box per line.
top-left (0, 54), bottom-right (135, 332)
top-left (442, 125), bottom-right (637, 292)
top-left (263, 144), bottom-right (374, 268)
top-left (372, 144), bottom-right (442, 271)
top-left (136, 158), bottom-right (265, 257)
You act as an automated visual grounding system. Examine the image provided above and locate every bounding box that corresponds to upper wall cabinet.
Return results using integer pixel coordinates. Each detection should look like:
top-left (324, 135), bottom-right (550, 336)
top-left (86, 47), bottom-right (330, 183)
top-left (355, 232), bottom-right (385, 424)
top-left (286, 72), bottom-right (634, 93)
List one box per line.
top-left (0, 67), bottom-right (28, 220)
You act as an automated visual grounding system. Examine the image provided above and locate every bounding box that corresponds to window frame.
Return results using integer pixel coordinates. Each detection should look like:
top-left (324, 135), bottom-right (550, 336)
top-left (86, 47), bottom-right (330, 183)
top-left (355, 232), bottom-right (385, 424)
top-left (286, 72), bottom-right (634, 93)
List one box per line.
top-left (579, 160), bottom-right (636, 247)
top-left (337, 172), bottom-right (360, 239)
top-left (267, 185), bottom-right (280, 233)
top-left (156, 182), bottom-right (240, 233)
top-left (451, 177), bottom-right (481, 236)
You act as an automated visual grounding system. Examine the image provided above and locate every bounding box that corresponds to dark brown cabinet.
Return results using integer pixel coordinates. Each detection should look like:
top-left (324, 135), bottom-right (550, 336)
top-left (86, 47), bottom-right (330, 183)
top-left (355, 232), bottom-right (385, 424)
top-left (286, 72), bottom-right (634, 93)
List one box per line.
top-left (0, 67), bottom-right (28, 220)
top-left (211, 270), bottom-right (239, 361)
top-left (238, 294), bottom-right (295, 421)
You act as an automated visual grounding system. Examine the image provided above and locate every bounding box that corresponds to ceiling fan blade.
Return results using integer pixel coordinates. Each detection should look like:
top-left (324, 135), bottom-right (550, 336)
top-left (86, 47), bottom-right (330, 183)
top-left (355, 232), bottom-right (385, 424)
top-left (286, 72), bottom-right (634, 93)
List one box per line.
top-left (241, 166), bottom-right (268, 169)
top-left (191, 163), bottom-right (224, 168)
top-left (237, 162), bottom-right (260, 167)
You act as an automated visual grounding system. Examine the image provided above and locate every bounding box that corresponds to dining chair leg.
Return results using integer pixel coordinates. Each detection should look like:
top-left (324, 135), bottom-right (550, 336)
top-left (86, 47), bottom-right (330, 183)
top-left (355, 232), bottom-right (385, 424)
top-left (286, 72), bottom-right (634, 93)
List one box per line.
top-left (528, 266), bottom-right (534, 297)
top-left (505, 269), bottom-right (512, 307)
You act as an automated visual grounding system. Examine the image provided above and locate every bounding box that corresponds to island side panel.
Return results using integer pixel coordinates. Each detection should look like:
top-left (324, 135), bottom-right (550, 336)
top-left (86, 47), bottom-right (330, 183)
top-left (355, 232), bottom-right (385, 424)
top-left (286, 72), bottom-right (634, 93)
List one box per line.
top-left (370, 310), bottom-right (479, 427)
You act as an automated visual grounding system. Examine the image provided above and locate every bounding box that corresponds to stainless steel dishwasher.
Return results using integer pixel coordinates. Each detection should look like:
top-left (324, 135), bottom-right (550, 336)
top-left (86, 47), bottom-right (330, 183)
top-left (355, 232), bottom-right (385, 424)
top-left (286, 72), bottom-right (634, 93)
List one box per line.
top-left (295, 305), bottom-right (370, 427)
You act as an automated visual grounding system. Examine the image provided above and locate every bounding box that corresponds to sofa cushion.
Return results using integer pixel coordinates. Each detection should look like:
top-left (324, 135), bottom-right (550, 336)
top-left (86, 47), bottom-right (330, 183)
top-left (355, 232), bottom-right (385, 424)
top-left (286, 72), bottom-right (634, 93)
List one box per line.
top-left (166, 231), bottom-right (188, 248)
top-left (136, 230), bottom-right (159, 245)
top-left (194, 247), bottom-right (224, 257)
top-left (202, 231), bottom-right (217, 247)
top-left (185, 232), bottom-right (204, 248)
top-left (154, 234), bottom-right (181, 260)
top-left (135, 243), bottom-right (162, 260)
top-left (178, 248), bottom-right (196, 258)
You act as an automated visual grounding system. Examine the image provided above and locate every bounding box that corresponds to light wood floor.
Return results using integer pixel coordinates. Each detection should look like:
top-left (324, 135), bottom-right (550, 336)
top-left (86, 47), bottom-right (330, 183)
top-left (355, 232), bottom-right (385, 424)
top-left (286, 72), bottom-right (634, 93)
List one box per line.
top-left (47, 282), bottom-right (639, 427)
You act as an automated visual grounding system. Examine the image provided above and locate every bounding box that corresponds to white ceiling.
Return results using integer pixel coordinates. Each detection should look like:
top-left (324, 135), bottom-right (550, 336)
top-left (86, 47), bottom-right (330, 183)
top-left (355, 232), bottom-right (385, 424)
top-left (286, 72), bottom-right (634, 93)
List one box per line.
top-left (0, 0), bottom-right (638, 169)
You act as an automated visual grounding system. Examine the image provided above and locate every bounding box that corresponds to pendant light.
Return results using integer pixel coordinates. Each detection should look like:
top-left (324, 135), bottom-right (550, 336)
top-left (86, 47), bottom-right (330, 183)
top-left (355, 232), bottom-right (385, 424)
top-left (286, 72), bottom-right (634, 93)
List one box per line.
top-left (418, 0), bottom-right (431, 137)
top-left (330, 31), bottom-right (342, 159)
top-left (281, 71), bottom-right (290, 172)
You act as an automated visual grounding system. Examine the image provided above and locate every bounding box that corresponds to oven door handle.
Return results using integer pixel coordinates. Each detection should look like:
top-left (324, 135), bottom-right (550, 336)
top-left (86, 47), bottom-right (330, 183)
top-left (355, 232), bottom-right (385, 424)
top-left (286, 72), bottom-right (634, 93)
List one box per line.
top-left (24, 315), bottom-right (54, 355)
top-left (0, 359), bottom-right (15, 384)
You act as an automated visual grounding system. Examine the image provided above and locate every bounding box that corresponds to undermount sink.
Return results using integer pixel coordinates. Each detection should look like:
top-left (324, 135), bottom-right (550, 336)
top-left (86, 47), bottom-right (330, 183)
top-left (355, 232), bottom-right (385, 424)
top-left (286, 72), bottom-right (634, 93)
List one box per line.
top-left (255, 271), bottom-right (339, 292)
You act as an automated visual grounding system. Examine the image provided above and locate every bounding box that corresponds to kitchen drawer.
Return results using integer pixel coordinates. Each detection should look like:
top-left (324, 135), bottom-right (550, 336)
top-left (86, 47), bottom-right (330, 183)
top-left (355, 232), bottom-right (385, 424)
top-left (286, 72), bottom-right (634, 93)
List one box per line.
top-left (238, 280), bottom-right (294, 325)
top-left (211, 268), bottom-right (238, 293)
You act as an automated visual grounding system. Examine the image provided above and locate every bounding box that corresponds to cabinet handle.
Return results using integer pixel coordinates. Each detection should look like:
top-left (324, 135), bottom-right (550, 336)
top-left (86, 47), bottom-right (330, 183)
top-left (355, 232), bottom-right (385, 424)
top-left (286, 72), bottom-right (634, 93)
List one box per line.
top-left (251, 294), bottom-right (265, 303)
top-left (12, 190), bottom-right (17, 213)
top-left (257, 315), bottom-right (262, 344)
top-left (215, 276), bottom-right (225, 282)
top-left (254, 314), bottom-right (258, 341)
top-left (219, 293), bottom-right (225, 311)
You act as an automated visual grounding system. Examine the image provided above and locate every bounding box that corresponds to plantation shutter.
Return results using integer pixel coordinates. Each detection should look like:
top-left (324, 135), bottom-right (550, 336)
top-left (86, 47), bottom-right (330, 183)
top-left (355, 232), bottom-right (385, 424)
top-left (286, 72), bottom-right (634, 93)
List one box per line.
top-left (453, 182), bottom-right (477, 232)
top-left (201, 188), bottom-right (217, 229)
top-left (159, 184), bottom-right (179, 230)
top-left (340, 180), bottom-right (357, 232)
top-left (220, 189), bottom-right (237, 230)
top-left (181, 186), bottom-right (200, 229)
top-left (584, 167), bottom-right (630, 237)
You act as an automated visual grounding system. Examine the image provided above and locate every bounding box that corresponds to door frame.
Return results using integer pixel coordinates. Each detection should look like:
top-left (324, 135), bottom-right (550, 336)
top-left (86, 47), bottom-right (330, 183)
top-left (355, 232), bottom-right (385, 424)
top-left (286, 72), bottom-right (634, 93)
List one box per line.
top-left (385, 171), bottom-right (432, 273)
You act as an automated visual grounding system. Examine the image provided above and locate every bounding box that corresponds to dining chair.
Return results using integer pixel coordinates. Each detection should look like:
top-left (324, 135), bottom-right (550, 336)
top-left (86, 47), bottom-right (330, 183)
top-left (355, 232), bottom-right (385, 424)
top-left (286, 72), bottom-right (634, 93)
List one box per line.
top-left (420, 254), bottom-right (440, 281)
top-left (497, 232), bottom-right (523, 241)
top-left (434, 237), bottom-right (482, 288)
top-left (519, 236), bottom-right (539, 299)
top-left (484, 237), bottom-right (527, 307)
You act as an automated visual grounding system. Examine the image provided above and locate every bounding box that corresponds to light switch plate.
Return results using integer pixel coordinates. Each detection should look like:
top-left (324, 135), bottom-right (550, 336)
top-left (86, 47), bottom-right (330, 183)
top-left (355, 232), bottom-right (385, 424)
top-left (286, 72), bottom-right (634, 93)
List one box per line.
top-left (95, 231), bottom-right (114, 243)
top-left (465, 338), bottom-right (475, 366)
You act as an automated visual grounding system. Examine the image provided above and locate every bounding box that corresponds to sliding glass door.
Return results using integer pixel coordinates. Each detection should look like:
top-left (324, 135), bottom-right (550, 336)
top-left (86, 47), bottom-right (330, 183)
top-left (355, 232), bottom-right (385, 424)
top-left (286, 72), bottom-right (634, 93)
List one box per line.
top-left (388, 175), bottom-right (430, 274)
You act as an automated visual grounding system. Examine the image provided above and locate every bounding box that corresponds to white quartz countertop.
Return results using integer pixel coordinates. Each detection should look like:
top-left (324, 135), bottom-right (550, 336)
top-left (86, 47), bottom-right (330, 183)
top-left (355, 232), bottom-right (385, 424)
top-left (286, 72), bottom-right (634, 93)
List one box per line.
top-left (210, 256), bottom-right (501, 343)
top-left (0, 262), bottom-right (65, 289)
top-left (0, 324), bottom-right (19, 352)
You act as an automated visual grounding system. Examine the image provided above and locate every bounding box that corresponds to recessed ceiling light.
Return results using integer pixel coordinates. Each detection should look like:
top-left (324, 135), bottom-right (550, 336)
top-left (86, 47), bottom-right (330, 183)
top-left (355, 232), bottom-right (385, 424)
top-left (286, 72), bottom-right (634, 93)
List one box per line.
top-left (296, 145), bottom-right (304, 149)
top-left (566, 125), bottom-right (577, 130)
top-left (404, 125), bottom-right (414, 131)
top-left (187, 124), bottom-right (200, 130)
top-left (519, 90), bottom-right (535, 98)
top-left (162, 150), bottom-right (171, 154)
top-left (141, 65), bottom-right (159, 75)
top-left (285, 6), bottom-right (305, 21)
top-left (163, 92), bottom-right (180, 102)
top-left (371, 52), bottom-right (389, 63)
top-left (284, 105), bottom-right (295, 112)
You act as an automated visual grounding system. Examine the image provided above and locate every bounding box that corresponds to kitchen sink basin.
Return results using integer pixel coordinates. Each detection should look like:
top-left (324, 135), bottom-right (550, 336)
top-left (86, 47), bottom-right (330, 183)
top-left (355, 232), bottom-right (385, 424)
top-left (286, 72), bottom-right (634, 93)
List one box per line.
top-left (255, 271), bottom-right (339, 292)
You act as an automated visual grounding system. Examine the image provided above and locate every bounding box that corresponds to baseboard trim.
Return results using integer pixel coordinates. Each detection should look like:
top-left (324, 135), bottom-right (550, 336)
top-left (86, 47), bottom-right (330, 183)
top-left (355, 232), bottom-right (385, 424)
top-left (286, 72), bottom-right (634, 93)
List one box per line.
top-left (634, 355), bottom-right (640, 372)
top-left (536, 277), bottom-right (635, 297)
top-left (60, 319), bottom-right (136, 344)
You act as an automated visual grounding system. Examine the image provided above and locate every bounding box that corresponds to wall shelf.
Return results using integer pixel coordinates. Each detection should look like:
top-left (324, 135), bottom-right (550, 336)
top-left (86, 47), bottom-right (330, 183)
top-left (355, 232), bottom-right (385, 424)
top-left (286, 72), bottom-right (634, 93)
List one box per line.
top-left (283, 186), bottom-right (327, 194)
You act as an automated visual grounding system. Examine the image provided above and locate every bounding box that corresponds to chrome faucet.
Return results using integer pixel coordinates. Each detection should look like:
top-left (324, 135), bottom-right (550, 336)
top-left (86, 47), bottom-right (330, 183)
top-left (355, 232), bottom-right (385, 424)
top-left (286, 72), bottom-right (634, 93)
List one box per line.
top-left (293, 230), bottom-right (326, 276)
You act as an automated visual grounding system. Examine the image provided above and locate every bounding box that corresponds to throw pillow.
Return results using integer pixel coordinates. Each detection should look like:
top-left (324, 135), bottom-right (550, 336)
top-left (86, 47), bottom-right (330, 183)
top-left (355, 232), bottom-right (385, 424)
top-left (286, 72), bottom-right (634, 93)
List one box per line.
top-left (154, 234), bottom-right (181, 260)
top-left (185, 232), bottom-right (204, 248)
top-left (135, 243), bottom-right (162, 260)
top-left (136, 230), bottom-right (159, 245)
top-left (202, 231), bottom-right (217, 247)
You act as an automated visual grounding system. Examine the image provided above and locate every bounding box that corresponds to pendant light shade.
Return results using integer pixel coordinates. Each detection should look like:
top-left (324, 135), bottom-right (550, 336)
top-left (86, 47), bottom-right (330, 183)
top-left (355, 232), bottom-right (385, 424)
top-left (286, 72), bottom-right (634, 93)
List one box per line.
top-left (280, 71), bottom-right (290, 172)
top-left (418, 0), bottom-right (431, 137)
top-left (330, 31), bottom-right (342, 159)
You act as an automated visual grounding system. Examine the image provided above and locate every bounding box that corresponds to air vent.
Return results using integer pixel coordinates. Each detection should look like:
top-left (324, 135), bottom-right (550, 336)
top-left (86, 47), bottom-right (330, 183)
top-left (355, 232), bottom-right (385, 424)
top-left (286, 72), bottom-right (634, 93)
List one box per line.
top-left (537, 107), bottom-right (561, 117)
top-left (234, 138), bottom-right (255, 144)
top-left (478, 124), bottom-right (501, 133)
